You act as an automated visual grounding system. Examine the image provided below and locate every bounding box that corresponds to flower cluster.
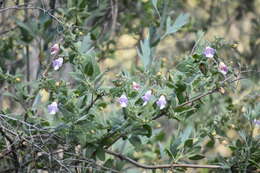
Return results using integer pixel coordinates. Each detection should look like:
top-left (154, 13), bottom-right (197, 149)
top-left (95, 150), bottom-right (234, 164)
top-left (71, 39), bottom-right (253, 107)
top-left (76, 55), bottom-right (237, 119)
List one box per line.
top-left (203, 46), bottom-right (228, 76)
top-left (50, 43), bottom-right (64, 71)
top-left (118, 82), bottom-right (167, 110)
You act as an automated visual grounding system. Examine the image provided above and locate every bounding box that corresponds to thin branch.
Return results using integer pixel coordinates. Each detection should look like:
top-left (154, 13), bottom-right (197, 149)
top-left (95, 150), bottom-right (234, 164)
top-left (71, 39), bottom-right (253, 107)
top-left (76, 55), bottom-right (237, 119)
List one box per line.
top-left (109, 0), bottom-right (118, 39)
top-left (0, 127), bottom-right (20, 172)
top-left (105, 150), bottom-right (222, 169)
top-left (152, 89), bottom-right (217, 120)
top-left (0, 4), bottom-right (63, 25)
top-left (0, 26), bottom-right (17, 35)
top-left (153, 75), bottom-right (247, 120)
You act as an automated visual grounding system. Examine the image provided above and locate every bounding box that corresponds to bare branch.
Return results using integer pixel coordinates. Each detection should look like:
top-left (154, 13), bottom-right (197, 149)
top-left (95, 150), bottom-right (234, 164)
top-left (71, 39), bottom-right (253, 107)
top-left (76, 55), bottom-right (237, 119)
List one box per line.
top-left (105, 150), bottom-right (222, 169)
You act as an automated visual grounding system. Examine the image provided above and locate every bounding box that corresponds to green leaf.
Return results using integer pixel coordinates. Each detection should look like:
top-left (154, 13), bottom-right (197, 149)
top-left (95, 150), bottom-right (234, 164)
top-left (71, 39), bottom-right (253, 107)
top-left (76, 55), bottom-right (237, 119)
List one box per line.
top-left (189, 154), bottom-right (205, 160)
top-left (184, 138), bottom-right (193, 148)
top-left (84, 60), bottom-right (94, 76)
top-left (80, 34), bottom-right (92, 53)
top-left (137, 33), bottom-right (151, 71)
top-left (165, 13), bottom-right (189, 36)
top-left (129, 135), bottom-right (142, 147)
top-left (181, 126), bottom-right (193, 144)
top-left (16, 20), bottom-right (34, 35)
top-left (170, 137), bottom-right (182, 157)
top-left (151, 0), bottom-right (160, 17)
top-left (96, 148), bottom-right (106, 161)
top-left (32, 93), bottom-right (42, 111)
top-left (104, 159), bottom-right (114, 168)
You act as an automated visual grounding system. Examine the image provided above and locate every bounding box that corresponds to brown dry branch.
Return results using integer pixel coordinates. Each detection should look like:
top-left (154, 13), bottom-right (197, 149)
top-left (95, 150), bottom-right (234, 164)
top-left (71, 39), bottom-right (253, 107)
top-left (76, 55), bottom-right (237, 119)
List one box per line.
top-left (105, 150), bottom-right (222, 170)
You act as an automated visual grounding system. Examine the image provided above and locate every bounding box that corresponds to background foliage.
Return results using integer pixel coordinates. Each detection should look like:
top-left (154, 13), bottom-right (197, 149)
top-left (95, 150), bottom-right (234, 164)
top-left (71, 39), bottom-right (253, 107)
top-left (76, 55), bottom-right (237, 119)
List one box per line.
top-left (0, 0), bottom-right (259, 172)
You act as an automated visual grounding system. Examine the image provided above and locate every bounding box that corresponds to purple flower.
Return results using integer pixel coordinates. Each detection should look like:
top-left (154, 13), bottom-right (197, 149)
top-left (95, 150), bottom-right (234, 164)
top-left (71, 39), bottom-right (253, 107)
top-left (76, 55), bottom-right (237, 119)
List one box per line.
top-left (156, 95), bottom-right (167, 110)
top-left (218, 62), bottom-right (228, 75)
top-left (142, 90), bottom-right (152, 106)
top-left (118, 94), bottom-right (128, 107)
top-left (52, 58), bottom-right (64, 71)
top-left (50, 43), bottom-right (60, 55)
top-left (203, 46), bottom-right (215, 58)
top-left (253, 119), bottom-right (260, 125)
top-left (48, 102), bottom-right (59, 114)
top-left (132, 82), bottom-right (141, 91)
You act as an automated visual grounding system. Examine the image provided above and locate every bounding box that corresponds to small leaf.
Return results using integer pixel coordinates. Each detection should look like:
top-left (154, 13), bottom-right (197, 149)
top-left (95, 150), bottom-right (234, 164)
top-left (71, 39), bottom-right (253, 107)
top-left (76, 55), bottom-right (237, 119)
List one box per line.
top-left (96, 148), bottom-right (106, 161)
top-left (129, 135), bottom-right (142, 147)
top-left (189, 154), bottom-right (205, 160)
top-left (151, 0), bottom-right (160, 18)
top-left (184, 138), bottom-right (193, 148)
top-left (137, 33), bottom-right (151, 71)
top-left (199, 63), bottom-right (207, 75)
top-left (80, 34), bottom-right (92, 53)
top-left (84, 61), bottom-right (94, 76)
top-left (32, 93), bottom-right (42, 111)
top-left (165, 13), bottom-right (189, 36)
top-left (104, 159), bottom-right (114, 168)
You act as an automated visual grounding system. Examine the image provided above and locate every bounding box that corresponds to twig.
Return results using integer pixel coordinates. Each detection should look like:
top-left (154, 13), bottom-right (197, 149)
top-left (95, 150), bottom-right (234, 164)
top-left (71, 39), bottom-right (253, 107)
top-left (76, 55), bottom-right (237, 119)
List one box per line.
top-left (152, 89), bottom-right (217, 120)
top-left (0, 127), bottom-right (20, 172)
top-left (0, 4), bottom-right (63, 25)
top-left (105, 150), bottom-right (222, 169)
top-left (24, 1), bottom-right (30, 94)
top-left (109, 0), bottom-right (118, 39)
top-left (153, 75), bottom-right (247, 120)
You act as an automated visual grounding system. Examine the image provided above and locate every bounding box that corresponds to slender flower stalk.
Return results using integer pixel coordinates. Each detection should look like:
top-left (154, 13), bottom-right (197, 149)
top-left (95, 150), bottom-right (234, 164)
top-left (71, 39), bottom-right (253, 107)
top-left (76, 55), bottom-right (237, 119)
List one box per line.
top-left (118, 94), bottom-right (128, 108)
top-left (48, 102), bottom-right (59, 114)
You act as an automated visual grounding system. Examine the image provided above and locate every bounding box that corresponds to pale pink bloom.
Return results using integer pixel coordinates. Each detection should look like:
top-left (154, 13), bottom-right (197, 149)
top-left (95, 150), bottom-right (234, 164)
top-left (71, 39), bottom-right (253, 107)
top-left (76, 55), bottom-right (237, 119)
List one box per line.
top-left (218, 62), bottom-right (228, 75)
top-left (132, 82), bottom-right (141, 91)
top-left (50, 43), bottom-right (60, 55)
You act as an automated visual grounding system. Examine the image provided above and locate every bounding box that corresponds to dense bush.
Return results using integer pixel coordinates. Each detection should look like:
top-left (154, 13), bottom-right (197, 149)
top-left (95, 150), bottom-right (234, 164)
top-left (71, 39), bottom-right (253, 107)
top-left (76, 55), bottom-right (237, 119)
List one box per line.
top-left (0, 1), bottom-right (259, 172)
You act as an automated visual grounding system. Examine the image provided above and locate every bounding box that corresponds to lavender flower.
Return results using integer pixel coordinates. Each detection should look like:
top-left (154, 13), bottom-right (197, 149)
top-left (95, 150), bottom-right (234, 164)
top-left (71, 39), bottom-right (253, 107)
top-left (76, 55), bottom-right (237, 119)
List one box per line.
top-left (142, 90), bottom-right (152, 106)
top-left (218, 62), bottom-right (228, 75)
top-left (132, 82), bottom-right (141, 91)
top-left (156, 95), bottom-right (167, 110)
top-left (48, 102), bottom-right (59, 114)
top-left (52, 58), bottom-right (64, 71)
top-left (253, 119), bottom-right (260, 125)
top-left (50, 43), bottom-right (60, 55)
top-left (118, 94), bottom-right (128, 108)
top-left (203, 46), bottom-right (215, 58)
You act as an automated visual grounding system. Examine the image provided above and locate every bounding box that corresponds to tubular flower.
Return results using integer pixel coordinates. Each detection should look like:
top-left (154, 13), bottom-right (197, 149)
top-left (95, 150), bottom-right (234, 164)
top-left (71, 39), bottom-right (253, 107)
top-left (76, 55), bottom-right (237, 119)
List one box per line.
top-left (52, 58), bottom-right (64, 71)
top-left (48, 102), bottom-right (59, 114)
top-left (132, 82), bottom-right (141, 91)
top-left (50, 43), bottom-right (60, 55)
top-left (156, 95), bottom-right (167, 110)
top-left (203, 46), bottom-right (215, 58)
top-left (253, 119), bottom-right (260, 125)
top-left (218, 62), bottom-right (228, 75)
top-left (142, 90), bottom-right (152, 106)
top-left (118, 94), bottom-right (128, 108)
